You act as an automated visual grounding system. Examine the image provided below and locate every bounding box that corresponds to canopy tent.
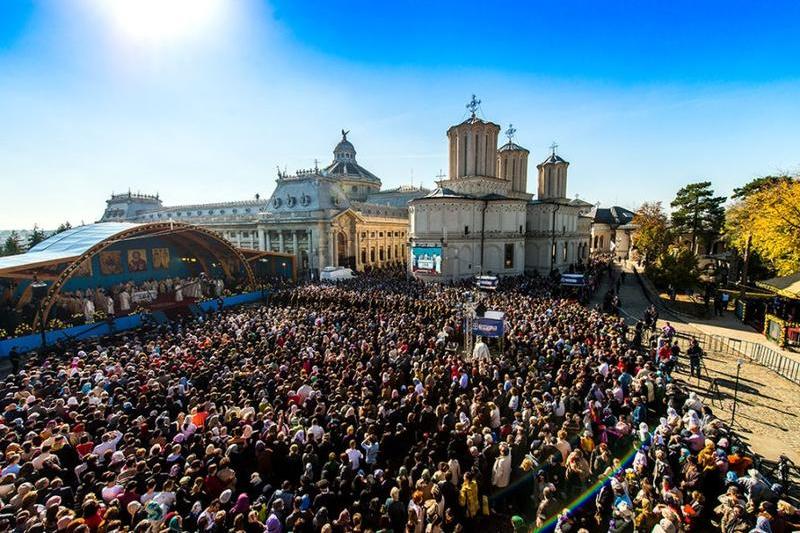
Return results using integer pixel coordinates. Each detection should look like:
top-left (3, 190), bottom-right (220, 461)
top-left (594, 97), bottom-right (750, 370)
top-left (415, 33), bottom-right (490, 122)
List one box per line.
top-left (0, 222), bottom-right (256, 329)
top-left (756, 272), bottom-right (800, 300)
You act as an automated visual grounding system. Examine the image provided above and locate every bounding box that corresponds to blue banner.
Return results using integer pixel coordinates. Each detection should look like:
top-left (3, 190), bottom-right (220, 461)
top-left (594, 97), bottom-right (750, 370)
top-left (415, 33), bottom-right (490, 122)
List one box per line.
top-left (472, 317), bottom-right (504, 337)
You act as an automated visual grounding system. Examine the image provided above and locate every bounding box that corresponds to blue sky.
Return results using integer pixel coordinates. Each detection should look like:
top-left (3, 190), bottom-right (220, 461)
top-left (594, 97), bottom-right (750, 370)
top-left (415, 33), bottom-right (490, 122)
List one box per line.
top-left (1, 0), bottom-right (799, 228)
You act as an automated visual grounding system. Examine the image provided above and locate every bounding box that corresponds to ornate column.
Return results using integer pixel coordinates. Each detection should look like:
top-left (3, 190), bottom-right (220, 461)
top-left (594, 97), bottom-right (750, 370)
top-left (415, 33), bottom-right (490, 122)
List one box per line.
top-left (265, 231), bottom-right (272, 251)
top-left (292, 231), bottom-right (298, 257)
top-left (258, 228), bottom-right (266, 251)
top-left (328, 228), bottom-right (336, 266)
top-left (278, 231), bottom-right (285, 253)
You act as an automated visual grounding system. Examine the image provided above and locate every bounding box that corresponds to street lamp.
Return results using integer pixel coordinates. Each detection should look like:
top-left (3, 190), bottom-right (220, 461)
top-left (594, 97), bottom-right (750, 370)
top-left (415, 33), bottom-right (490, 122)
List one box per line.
top-left (730, 358), bottom-right (744, 427)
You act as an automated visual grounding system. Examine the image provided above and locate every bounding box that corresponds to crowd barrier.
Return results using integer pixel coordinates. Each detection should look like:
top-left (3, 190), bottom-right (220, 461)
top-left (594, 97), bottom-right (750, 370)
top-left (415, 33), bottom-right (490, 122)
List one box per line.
top-left (0, 290), bottom-right (269, 358)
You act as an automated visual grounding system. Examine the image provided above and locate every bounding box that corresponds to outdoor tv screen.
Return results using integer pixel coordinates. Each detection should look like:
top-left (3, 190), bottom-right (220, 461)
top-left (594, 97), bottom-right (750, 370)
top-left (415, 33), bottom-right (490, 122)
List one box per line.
top-left (411, 246), bottom-right (442, 274)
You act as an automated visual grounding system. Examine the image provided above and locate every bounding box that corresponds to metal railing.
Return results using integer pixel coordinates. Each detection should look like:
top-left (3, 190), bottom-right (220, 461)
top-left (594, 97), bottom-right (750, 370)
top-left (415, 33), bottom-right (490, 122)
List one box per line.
top-left (671, 330), bottom-right (800, 385)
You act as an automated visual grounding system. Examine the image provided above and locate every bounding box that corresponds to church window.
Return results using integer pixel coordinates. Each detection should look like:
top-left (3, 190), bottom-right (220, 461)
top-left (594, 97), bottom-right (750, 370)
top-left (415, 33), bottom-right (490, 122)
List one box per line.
top-left (370, 249), bottom-right (376, 262)
top-left (519, 225), bottom-right (523, 234)
top-left (177, 212), bottom-right (182, 216)
top-left (464, 225), bottom-right (470, 235)
top-left (371, 232), bottom-right (375, 238)
top-left (379, 248), bottom-right (385, 261)
top-left (379, 232), bottom-right (384, 237)
top-left (352, 185), bottom-right (357, 192)
top-left (474, 133), bottom-right (479, 173)
top-left (562, 242), bottom-right (568, 262)
top-left (361, 232), bottom-right (366, 239)
top-left (504, 243), bottom-right (514, 268)
top-left (361, 250), bottom-right (367, 264)
top-left (395, 245), bottom-right (399, 258)
top-left (233, 209), bottom-right (238, 214)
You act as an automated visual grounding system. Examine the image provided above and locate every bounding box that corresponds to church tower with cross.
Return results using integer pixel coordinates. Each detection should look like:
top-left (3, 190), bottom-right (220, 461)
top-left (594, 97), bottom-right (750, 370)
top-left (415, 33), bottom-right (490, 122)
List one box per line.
top-left (446, 95), bottom-right (501, 183)
top-left (497, 123), bottom-right (531, 198)
top-left (536, 142), bottom-right (570, 199)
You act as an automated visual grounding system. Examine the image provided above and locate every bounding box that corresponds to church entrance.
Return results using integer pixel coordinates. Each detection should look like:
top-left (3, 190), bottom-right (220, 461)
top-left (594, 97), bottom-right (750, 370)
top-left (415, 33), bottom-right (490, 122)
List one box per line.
top-left (337, 232), bottom-right (355, 269)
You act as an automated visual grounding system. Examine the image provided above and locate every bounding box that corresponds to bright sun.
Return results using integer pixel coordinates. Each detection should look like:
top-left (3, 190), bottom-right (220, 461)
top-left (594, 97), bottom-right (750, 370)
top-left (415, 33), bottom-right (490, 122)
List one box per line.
top-left (92, 0), bottom-right (225, 46)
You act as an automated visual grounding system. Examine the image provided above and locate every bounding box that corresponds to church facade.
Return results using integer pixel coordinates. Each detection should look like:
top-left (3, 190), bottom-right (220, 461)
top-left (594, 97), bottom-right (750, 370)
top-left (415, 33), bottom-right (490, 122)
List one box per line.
top-left (99, 132), bottom-right (429, 277)
top-left (409, 99), bottom-right (592, 281)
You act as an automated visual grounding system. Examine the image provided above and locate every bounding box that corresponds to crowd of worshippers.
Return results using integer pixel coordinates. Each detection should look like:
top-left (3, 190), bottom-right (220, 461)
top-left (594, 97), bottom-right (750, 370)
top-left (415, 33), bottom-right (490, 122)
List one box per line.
top-left (0, 272), bottom-right (798, 533)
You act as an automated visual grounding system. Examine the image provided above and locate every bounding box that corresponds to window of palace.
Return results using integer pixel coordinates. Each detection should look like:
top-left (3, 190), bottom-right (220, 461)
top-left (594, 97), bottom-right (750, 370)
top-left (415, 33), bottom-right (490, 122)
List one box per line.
top-left (504, 243), bottom-right (514, 268)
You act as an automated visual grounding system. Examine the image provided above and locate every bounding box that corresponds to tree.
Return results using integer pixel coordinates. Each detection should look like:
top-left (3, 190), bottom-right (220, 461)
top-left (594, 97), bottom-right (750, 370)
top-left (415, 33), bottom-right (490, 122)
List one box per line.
top-left (26, 224), bottom-right (47, 248)
top-left (731, 175), bottom-right (793, 200)
top-left (726, 178), bottom-right (800, 276)
top-left (55, 221), bottom-right (72, 234)
top-left (2, 231), bottom-right (22, 256)
top-left (631, 201), bottom-right (672, 265)
top-left (670, 181), bottom-right (726, 254)
top-left (646, 246), bottom-right (699, 291)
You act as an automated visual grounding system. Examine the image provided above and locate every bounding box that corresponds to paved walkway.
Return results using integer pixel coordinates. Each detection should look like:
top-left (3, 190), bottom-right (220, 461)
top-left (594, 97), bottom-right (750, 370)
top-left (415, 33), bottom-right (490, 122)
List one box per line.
top-left (607, 262), bottom-right (800, 465)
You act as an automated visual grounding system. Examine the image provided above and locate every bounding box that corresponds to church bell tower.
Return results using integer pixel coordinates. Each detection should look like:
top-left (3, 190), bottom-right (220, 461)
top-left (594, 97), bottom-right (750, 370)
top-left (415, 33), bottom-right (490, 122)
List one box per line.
top-left (536, 143), bottom-right (569, 199)
top-left (447, 95), bottom-right (501, 180)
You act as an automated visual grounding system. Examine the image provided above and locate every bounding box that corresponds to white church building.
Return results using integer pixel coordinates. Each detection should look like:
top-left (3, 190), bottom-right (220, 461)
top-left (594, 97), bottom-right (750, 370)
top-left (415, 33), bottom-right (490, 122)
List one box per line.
top-left (409, 97), bottom-right (592, 281)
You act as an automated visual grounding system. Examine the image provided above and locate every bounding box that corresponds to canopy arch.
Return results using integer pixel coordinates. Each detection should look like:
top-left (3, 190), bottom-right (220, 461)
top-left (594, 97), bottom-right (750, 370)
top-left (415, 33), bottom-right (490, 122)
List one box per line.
top-left (13, 222), bottom-right (256, 329)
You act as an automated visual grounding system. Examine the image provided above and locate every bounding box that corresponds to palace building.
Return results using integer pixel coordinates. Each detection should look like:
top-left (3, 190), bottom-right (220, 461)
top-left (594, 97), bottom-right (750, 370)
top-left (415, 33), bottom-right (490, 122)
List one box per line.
top-left (408, 97), bottom-right (592, 280)
top-left (99, 131), bottom-right (429, 277)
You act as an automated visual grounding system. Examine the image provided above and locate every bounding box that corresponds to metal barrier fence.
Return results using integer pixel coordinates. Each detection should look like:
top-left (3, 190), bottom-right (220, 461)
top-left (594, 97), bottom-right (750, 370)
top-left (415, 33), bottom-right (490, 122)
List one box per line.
top-left (672, 330), bottom-right (800, 385)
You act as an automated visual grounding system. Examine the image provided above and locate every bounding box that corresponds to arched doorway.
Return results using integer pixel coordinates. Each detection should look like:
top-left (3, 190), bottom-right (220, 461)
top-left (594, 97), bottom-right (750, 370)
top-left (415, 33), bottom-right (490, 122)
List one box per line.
top-left (337, 232), bottom-right (355, 269)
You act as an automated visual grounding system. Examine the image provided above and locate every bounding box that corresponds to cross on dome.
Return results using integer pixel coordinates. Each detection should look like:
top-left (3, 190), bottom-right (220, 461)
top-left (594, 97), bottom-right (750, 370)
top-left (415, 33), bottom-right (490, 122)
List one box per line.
top-left (505, 124), bottom-right (517, 143)
top-left (466, 94), bottom-right (481, 116)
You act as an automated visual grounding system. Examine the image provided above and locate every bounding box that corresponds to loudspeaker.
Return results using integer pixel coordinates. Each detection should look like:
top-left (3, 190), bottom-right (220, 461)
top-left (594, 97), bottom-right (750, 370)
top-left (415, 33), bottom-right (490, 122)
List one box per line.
top-left (30, 282), bottom-right (48, 302)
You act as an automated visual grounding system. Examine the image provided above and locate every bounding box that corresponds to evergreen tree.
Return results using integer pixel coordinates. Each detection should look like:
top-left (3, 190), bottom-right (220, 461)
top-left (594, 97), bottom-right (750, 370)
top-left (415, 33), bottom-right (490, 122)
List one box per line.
top-left (670, 181), bottom-right (726, 254)
top-left (731, 175), bottom-right (793, 200)
top-left (55, 221), bottom-right (72, 234)
top-left (27, 224), bottom-right (47, 248)
top-left (2, 231), bottom-right (22, 256)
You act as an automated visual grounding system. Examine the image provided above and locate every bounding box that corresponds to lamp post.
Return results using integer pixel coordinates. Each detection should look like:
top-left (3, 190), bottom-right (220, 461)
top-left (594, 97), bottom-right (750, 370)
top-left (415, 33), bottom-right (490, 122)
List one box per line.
top-left (730, 358), bottom-right (744, 427)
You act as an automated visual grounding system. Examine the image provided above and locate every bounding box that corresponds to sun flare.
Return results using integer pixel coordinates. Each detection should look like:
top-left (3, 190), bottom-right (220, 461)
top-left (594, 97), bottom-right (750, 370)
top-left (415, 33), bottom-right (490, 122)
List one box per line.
top-left (91, 0), bottom-right (225, 46)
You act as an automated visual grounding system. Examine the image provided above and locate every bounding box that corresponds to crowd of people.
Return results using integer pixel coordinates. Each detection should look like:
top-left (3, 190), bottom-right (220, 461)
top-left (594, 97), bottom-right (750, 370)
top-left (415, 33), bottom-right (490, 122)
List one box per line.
top-left (0, 270), bottom-right (797, 533)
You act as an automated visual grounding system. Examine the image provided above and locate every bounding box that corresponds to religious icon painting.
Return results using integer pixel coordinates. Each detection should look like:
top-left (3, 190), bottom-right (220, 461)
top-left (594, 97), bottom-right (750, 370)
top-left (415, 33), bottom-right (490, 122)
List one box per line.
top-left (127, 249), bottom-right (148, 272)
top-left (99, 251), bottom-right (123, 275)
top-left (152, 247), bottom-right (170, 269)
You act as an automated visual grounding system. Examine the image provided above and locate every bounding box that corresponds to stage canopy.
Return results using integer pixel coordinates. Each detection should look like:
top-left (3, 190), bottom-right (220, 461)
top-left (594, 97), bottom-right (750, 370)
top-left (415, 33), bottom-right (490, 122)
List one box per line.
top-left (0, 222), bottom-right (256, 329)
top-left (756, 272), bottom-right (800, 300)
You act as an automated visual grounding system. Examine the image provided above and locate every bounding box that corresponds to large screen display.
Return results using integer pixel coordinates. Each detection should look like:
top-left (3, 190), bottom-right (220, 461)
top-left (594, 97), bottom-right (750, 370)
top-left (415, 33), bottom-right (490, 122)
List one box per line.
top-left (411, 246), bottom-right (442, 274)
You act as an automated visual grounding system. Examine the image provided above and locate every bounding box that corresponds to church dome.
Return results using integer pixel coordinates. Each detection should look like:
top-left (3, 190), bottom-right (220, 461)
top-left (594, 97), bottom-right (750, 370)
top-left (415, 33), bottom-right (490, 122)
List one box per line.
top-left (541, 152), bottom-right (568, 165)
top-left (498, 141), bottom-right (529, 153)
top-left (323, 130), bottom-right (381, 186)
top-left (333, 130), bottom-right (356, 161)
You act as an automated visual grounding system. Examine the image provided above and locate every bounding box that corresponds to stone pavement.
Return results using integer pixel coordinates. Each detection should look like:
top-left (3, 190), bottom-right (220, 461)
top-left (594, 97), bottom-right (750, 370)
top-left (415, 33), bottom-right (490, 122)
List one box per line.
top-left (606, 261), bottom-right (800, 466)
